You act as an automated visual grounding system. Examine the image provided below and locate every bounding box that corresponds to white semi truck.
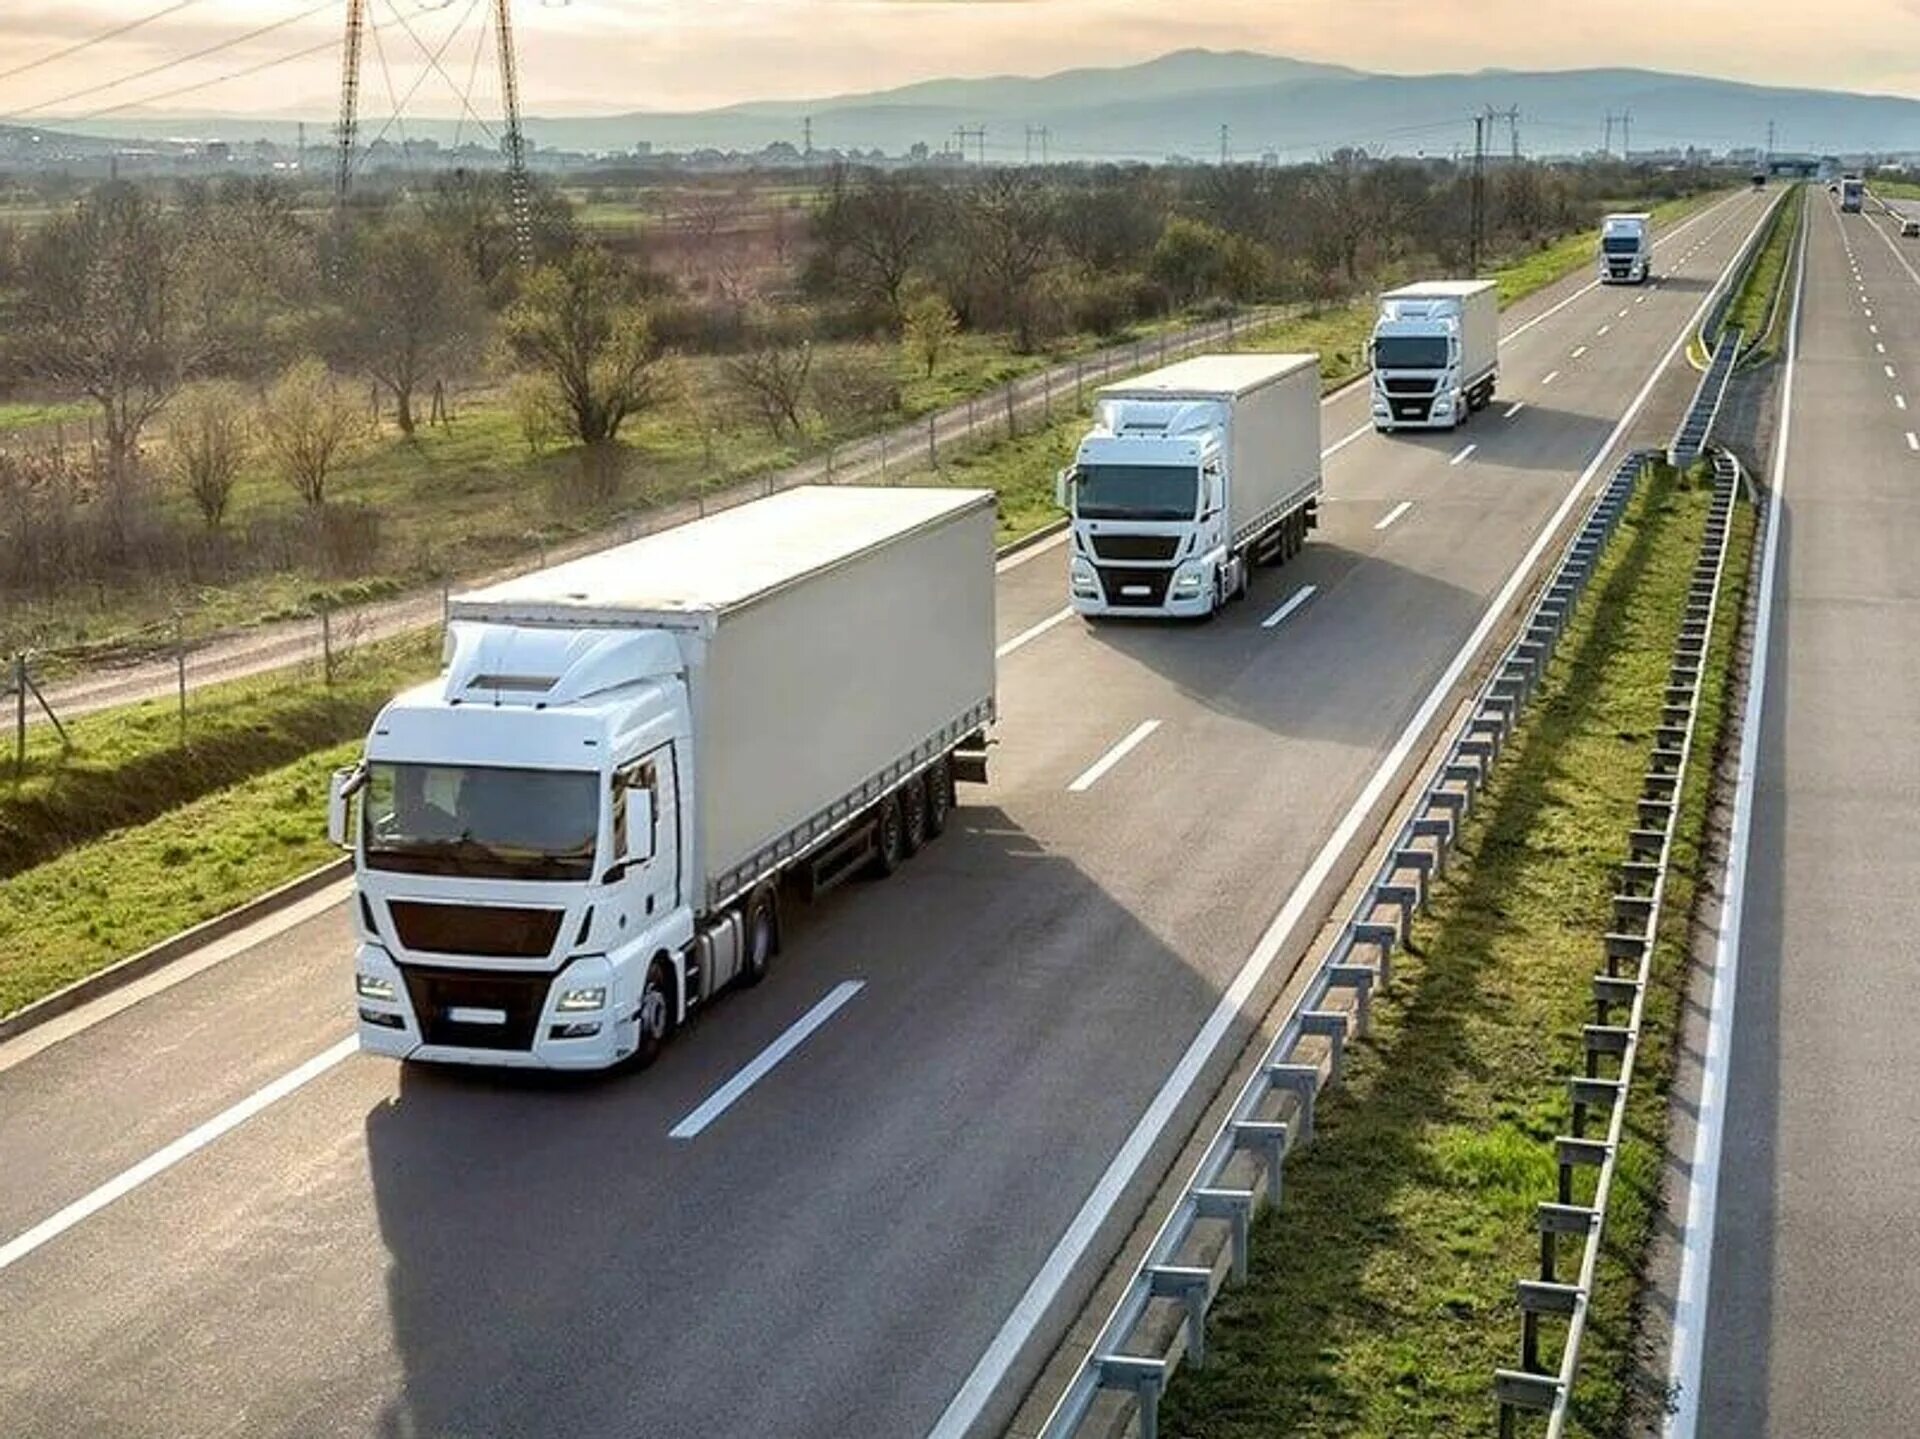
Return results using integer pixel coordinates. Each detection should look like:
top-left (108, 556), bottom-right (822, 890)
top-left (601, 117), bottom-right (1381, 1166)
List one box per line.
top-left (1841, 177), bottom-right (1866, 213)
top-left (331, 486), bottom-right (997, 1071)
top-left (1369, 280), bottom-right (1500, 432)
top-left (1599, 212), bottom-right (1654, 284)
top-left (1058, 354), bottom-right (1322, 619)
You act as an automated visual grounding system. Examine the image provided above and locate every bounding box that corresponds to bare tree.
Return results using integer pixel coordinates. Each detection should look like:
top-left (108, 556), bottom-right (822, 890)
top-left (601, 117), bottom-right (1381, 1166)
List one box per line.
top-left (259, 358), bottom-right (363, 508)
top-left (334, 217), bottom-right (486, 435)
top-left (166, 381), bottom-right (249, 530)
top-left (508, 373), bottom-right (561, 456)
top-left (724, 317), bottom-right (812, 440)
top-left (17, 184), bottom-right (201, 494)
top-left (818, 172), bottom-right (940, 321)
top-left (960, 171), bottom-right (1058, 350)
top-left (504, 247), bottom-right (659, 449)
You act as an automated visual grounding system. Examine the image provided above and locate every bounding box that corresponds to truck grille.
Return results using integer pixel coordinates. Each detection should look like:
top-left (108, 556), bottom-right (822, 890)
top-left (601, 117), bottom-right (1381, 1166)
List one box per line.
top-left (1382, 377), bottom-right (1438, 396)
top-left (388, 901), bottom-right (563, 959)
top-left (1391, 398), bottom-right (1435, 422)
top-left (1096, 566), bottom-right (1174, 608)
top-left (399, 964), bottom-right (553, 1051)
top-left (1089, 533), bottom-right (1182, 562)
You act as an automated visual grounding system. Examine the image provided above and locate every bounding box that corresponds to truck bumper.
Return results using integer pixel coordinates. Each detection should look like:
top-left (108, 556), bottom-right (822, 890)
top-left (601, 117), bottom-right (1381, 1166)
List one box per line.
top-left (354, 944), bottom-right (632, 1071)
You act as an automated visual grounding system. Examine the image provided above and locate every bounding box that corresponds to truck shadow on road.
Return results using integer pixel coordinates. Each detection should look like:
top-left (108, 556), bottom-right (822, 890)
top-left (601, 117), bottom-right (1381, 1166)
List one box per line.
top-left (361, 804), bottom-right (1275, 1439)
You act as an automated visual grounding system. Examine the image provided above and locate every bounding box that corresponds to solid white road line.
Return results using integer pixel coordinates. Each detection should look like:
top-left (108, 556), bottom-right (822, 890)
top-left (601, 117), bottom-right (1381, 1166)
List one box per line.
top-left (995, 528), bottom-right (1070, 573)
top-left (931, 193), bottom-right (1766, 1439)
top-left (0, 879), bottom-right (354, 1075)
top-left (1450, 443), bottom-right (1478, 467)
top-left (0, 1035), bottom-right (359, 1276)
top-left (997, 607), bottom-right (1075, 659)
top-left (668, 981), bottom-right (865, 1140)
top-left (1373, 500), bottom-right (1414, 530)
top-left (1897, 395), bottom-right (1908, 411)
top-left (1504, 402), bottom-right (1526, 420)
top-left (1068, 720), bottom-right (1161, 794)
top-left (1664, 181), bottom-right (1807, 1439)
top-left (1543, 369), bottom-right (1561, 385)
top-left (1260, 584), bottom-right (1317, 629)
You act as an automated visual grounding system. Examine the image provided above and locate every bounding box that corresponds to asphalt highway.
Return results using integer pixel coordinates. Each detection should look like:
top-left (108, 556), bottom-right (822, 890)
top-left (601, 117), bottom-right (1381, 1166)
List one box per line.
top-left (0, 190), bottom-right (1772, 1439)
top-left (1689, 189), bottom-right (1920, 1436)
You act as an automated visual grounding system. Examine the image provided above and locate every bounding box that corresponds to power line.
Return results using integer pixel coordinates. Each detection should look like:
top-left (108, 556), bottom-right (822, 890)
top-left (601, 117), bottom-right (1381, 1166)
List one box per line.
top-left (57, 32), bottom-right (346, 125)
top-left (3, 0), bottom-right (341, 123)
top-left (0, 0), bottom-right (206, 85)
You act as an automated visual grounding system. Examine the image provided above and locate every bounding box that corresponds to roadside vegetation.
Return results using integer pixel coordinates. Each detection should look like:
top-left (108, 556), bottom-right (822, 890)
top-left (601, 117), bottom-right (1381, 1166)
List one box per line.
top-left (1718, 184), bottom-right (1803, 357)
top-left (1158, 464), bottom-right (1754, 1438)
top-left (0, 159), bottom-right (1715, 660)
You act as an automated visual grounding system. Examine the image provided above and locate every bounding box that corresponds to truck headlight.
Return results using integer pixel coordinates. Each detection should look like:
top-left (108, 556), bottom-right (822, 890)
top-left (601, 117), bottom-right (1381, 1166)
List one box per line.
top-left (356, 972), bottom-right (396, 1002)
top-left (1433, 397), bottom-right (1453, 415)
top-left (1171, 565), bottom-right (1206, 596)
top-left (1070, 559), bottom-right (1099, 596)
top-left (557, 986), bottom-right (607, 1013)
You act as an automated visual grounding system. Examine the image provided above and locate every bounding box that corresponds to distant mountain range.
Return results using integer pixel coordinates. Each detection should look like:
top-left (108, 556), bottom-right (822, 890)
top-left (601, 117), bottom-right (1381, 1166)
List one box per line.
top-left (28, 50), bottom-right (1920, 161)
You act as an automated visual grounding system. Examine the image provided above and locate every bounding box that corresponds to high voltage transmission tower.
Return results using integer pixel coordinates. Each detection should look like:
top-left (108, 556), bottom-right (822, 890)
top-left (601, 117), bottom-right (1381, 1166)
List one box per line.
top-left (336, 0), bottom-right (543, 267)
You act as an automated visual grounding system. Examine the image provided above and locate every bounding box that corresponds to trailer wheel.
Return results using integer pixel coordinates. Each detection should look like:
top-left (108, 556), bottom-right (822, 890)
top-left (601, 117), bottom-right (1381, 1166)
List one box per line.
top-left (924, 758), bottom-right (953, 838)
top-left (901, 776), bottom-right (930, 856)
top-left (633, 958), bottom-right (674, 1069)
top-left (740, 886), bottom-right (779, 987)
top-left (869, 792), bottom-right (907, 878)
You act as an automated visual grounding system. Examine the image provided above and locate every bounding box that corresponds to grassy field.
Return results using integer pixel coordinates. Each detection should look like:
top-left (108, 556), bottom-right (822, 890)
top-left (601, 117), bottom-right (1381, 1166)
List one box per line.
top-left (1159, 464), bottom-right (1754, 1438)
top-left (1719, 186), bottom-right (1803, 356)
top-left (0, 399), bottom-right (93, 434)
top-left (1, 628), bottom-right (440, 879)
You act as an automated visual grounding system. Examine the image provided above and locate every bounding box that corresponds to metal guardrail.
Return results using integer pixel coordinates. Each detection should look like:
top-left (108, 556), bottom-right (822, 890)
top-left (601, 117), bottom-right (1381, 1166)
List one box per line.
top-left (1701, 186), bottom-right (1791, 349)
top-left (1038, 448), bottom-right (1653, 1439)
top-left (1669, 327), bottom-right (1742, 469)
top-left (1492, 448), bottom-right (1741, 1437)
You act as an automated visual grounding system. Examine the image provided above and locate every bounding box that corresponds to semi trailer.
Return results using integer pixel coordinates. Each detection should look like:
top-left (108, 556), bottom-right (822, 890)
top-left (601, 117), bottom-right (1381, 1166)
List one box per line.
top-left (331, 486), bottom-right (998, 1071)
top-left (1058, 353), bottom-right (1322, 619)
top-left (1369, 280), bottom-right (1500, 432)
top-left (1600, 212), bottom-right (1654, 284)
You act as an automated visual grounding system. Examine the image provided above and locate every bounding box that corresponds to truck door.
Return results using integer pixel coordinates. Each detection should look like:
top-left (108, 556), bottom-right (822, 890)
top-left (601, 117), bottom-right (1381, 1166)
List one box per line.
top-left (614, 744), bottom-right (682, 923)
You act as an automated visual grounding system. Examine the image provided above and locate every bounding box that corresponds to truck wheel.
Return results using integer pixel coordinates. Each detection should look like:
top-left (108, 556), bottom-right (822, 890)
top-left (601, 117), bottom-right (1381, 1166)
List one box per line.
top-left (869, 792), bottom-right (907, 878)
top-left (633, 958), bottom-right (674, 1069)
top-left (740, 886), bottom-right (779, 987)
top-left (901, 777), bottom-right (930, 856)
top-left (924, 758), bottom-right (953, 838)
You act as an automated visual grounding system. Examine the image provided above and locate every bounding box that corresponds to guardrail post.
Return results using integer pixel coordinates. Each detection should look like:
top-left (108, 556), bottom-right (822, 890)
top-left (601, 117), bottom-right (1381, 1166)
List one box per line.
top-left (1147, 1266), bottom-right (1213, 1368)
top-left (1093, 1355), bottom-right (1165, 1439)
top-left (1193, 1188), bottom-right (1255, 1283)
top-left (1267, 1062), bottom-right (1319, 1146)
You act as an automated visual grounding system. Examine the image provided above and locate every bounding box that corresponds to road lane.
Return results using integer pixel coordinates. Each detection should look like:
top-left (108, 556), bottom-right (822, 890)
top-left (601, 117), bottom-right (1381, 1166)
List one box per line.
top-left (0, 192), bottom-right (1773, 1439)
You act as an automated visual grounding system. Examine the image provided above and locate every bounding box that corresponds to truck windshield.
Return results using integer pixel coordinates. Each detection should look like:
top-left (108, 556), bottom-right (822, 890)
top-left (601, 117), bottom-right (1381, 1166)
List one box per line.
top-left (1076, 464), bottom-right (1199, 521)
top-left (363, 763), bottom-right (600, 881)
top-left (1373, 336), bottom-right (1450, 370)
top-left (1603, 235), bottom-right (1642, 254)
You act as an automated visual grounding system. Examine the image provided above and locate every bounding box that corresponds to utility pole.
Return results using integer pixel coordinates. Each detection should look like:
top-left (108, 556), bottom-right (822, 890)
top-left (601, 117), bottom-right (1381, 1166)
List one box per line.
top-left (1619, 109), bottom-right (1632, 160)
top-left (803, 115), bottom-right (813, 160)
top-left (494, 0), bottom-right (534, 269)
top-left (1219, 123), bottom-right (1230, 165)
top-left (1766, 119), bottom-right (1776, 163)
top-left (334, 0), bottom-right (366, 211)
top-left (1470, 111), bottom-right (1487, 275)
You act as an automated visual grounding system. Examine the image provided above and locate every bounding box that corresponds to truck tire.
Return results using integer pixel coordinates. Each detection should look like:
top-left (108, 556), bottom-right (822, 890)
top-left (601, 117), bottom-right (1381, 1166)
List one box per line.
top-left (901, 775), bottom-right (930, 856)
top-left (740, 886), bottom-right (779, 987)
top-left (633, 958), bottom-right (675, 1069)
top-left (869, 792), bottom-right (907, 878)
top-left (924, 758), bottom-right (954, 838)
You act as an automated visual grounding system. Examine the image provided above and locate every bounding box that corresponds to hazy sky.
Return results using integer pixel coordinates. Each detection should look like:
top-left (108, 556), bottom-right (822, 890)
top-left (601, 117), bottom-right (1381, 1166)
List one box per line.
top-left (3, 0), bottom-right (1920, 117)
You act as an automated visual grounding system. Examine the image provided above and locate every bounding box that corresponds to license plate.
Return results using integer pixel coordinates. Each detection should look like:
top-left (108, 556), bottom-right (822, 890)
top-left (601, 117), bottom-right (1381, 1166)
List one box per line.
top-left (448, 1005), bottom-right (508, 1026)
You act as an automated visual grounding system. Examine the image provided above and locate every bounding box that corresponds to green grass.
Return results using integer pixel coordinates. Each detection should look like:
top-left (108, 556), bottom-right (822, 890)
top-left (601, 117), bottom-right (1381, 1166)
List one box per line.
top-left (1719, 186), bottom-right (1803, 355)
top-left (1, 628), bottom-right (440, 879)
top-left (0, 399), bottom-right (93, 433)
top-left (0, 736), bottom-right (364, 1019)
top-left (1159, 463), bottom-right (1755, 1439)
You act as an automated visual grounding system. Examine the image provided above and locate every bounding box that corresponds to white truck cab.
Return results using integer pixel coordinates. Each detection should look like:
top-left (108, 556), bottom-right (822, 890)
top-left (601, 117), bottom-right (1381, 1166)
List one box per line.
top-left (1370, 280), bottom-right (1500, 432)
top-left (1600, 212), bottom-right (1653, 284)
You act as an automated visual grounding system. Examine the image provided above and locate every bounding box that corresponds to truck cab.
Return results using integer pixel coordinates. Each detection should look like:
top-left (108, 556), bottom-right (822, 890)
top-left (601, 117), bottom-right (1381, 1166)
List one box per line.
top-left (1369, 281), bottom-right (1499, 432)
top-left (337, 624), bottom-right (696, 1071)
top-left (1600, 213), bottom-right (1653, 284)
top-left (1841, 177), bottom-right (1865, 213)
top-left (1066, 421), bottom-right (1225, 618)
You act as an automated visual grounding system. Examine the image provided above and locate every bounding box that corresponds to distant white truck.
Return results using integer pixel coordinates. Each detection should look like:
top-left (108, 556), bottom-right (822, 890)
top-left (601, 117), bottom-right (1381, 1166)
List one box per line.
top-left (1058, 354), bottom-right (1322, 618)
top-left (1369, 280), bottom-right (1500, 432)
top-left (332, 486), bottom-right (997, 1071)
top-left (1600, 212), bottom-right (1654, 284)
top-left (1841, 177), bottom-right (1866, 213)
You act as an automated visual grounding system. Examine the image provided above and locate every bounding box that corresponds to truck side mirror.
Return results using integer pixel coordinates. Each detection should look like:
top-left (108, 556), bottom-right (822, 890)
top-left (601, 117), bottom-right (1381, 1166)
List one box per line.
top-left (625, 786), bottom-right (657, 865)
top-left (328, 764), bottom-right (366, 850)
top-left (1054, 467), bottom-right (1073, 511)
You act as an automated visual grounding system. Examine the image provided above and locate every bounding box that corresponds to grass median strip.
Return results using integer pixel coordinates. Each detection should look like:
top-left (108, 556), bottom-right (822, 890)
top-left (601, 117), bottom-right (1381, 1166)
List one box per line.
top-left (1158, 463), bottom-right (1754, 1438)
top-left (1720, 185), bottom-right (1803, 358)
